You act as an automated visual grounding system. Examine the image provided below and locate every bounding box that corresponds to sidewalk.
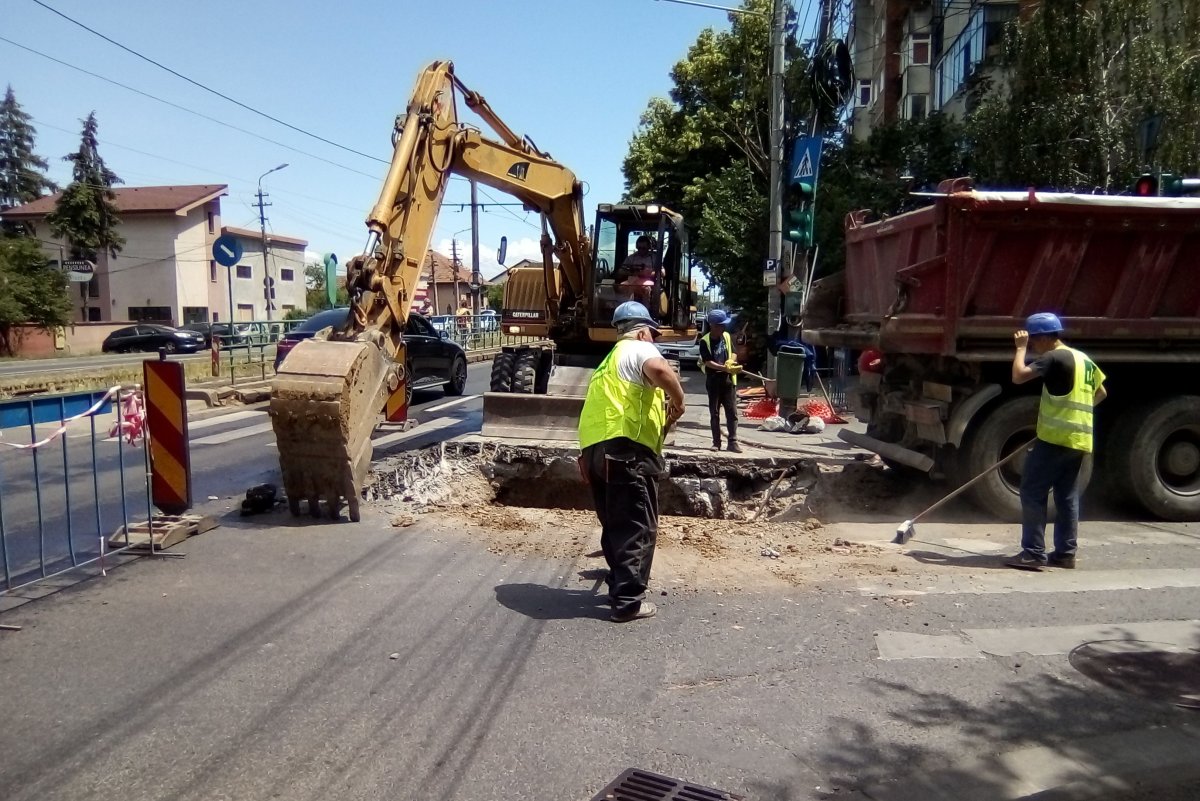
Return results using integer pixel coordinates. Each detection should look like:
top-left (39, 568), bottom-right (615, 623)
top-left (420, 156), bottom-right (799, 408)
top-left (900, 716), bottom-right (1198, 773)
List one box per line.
top-left (670, 371), bottom-right (865, 463)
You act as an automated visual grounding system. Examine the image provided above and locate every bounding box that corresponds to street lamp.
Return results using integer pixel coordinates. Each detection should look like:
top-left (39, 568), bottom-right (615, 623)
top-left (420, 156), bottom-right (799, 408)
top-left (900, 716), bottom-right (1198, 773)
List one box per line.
top-left (257, 163), bottom-right (288, 321)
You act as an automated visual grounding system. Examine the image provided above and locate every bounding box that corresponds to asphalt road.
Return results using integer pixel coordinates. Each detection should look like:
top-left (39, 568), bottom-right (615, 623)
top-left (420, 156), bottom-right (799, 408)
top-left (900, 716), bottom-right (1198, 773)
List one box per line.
top-left (1, 362), bottom-right (1198, 800)
top-left (0, 362), bottom-right (492, 587)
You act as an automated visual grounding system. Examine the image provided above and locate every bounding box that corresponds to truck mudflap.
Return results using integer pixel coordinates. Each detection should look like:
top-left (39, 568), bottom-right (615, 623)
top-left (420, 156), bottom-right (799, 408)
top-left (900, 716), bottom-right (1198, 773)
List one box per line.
top-left (838, 429), bottom-right (935, 473)
top-left (269, 337), bottom-right (397, 521)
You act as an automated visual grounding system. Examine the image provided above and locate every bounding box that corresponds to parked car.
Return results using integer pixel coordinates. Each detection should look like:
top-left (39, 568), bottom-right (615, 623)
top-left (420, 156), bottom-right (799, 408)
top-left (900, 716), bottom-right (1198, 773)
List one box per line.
top-left (429, 315), bottom-right (456, 336)
top-left (479, 309), bottom-right (499, 332)
top-left (275, 310), bottom-right (468, 399)
top-left (102, 324), bottom-right (207, 354)
top-left (181, 322), bottom-right (251, 348)
top-left (657, 334), bottom-right (702, 369)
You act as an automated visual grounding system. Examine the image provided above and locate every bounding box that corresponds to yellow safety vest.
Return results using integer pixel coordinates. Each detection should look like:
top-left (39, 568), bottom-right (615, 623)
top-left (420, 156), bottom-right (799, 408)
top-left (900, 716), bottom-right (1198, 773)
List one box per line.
top-left (699, 331), bottom-right (738, 385)
top-left (578, 339), bottom-right (667, 454)
top-left (1036, 346), bottom-right (1105, 453)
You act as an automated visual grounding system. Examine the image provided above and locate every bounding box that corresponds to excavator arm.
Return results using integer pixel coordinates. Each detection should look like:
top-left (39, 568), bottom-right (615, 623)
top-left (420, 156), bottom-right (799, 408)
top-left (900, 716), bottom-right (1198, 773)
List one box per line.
top-left (269, 61), bottom-right (591, 521)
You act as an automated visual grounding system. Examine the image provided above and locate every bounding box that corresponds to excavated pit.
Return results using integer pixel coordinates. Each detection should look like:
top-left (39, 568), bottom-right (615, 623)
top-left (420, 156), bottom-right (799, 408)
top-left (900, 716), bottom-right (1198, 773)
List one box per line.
top-left (365, 435), bottom-right (820, 521)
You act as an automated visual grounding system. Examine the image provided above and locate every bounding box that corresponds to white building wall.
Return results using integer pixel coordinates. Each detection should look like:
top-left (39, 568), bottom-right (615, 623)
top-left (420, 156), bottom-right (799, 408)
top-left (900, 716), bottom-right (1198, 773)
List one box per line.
top-left (226, 233), bottom-right (309, 320)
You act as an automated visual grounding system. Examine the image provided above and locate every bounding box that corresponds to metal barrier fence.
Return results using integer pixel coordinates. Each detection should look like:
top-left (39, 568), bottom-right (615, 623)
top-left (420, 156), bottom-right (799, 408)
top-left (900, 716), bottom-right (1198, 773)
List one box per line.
top-left (431, 313), bottom-right (546, 351)
top-left (830, 347), bottom-right (849, 412)
top-left (0, 386), bottom-right (158, 597)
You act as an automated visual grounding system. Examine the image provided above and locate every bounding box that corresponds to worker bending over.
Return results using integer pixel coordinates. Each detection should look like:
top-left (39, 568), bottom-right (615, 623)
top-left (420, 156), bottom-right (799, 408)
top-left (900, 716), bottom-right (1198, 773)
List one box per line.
top-left (1007, 312), bottom-right (1106, 571)
top-left (698, 309), bottom-right (742, 453)
top-left (578, 301), bottom-right (686, 622)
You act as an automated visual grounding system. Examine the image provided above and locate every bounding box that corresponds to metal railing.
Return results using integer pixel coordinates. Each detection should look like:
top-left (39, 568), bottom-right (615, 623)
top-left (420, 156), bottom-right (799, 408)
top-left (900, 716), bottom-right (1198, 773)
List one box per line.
top-left (428, 314), bottom-right (547, 352)
top-left (0, 386), bottom-right (158, 597)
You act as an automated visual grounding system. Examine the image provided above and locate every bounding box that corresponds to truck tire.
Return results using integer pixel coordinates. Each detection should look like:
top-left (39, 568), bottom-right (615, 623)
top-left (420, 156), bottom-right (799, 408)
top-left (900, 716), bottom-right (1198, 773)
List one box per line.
top-left (1107, 396), bottom-right (1200, 521)
top-left (959, 396), bottom-right (1092, 522)
top-left (490, 351), bottom-right (515, 392)
top-left (513, 349), bottom-right (540, 394)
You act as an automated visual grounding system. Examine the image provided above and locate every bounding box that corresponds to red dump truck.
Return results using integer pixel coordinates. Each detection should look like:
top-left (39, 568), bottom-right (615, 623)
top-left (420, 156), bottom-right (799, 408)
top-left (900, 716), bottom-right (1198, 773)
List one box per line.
top-left (803, 178), bottom-right (1200, 521)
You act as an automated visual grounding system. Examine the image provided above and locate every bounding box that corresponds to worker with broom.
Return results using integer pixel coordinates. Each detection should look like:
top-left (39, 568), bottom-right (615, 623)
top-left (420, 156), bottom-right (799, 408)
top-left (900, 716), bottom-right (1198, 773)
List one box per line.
top-left (1006, 313), bottom-right (1107, 571)
top-left (698, 309), bottom-right (743, 453)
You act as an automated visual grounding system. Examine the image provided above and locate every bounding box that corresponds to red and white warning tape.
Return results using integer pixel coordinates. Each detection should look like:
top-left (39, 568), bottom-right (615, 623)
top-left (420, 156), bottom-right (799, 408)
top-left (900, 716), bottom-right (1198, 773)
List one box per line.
top-left (0, 384), bottom-right (139, 450)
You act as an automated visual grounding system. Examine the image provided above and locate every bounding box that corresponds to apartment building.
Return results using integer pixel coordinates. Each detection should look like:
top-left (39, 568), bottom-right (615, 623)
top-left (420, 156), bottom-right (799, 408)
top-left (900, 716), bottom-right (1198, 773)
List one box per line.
top-left (849, 0), bottom-right (1025, 139)
top-left (2, 185), bottom-right (308, 325)
top-left (221, 226), bottom-right (308, 321)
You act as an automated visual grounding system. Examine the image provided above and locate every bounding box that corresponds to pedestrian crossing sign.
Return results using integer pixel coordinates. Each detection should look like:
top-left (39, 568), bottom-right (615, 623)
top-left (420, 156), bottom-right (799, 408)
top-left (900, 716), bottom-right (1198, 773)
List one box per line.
top-left (790, 136), bottom-right (823, 188)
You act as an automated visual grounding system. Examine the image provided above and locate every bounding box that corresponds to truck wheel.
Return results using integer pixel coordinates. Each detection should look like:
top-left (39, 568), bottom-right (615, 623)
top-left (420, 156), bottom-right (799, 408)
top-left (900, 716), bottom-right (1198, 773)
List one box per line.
top-left (513, 350), bottom-right (540, 394)
top-left (1109, 396), bottom-right (1200, 521)
top-left (959, 396), bottom-right (1093, 522)
top-left (490, 351), bottom-right (515, 392)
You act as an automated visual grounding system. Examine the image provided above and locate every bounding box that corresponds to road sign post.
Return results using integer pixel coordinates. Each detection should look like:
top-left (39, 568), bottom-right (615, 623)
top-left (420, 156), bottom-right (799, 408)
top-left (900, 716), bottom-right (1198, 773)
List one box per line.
top-left (213, 234), bottom-right (244, 387)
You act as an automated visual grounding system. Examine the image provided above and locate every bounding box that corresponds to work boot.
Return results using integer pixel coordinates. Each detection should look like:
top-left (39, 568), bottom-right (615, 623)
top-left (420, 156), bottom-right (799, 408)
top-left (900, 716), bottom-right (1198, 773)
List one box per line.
top-left (712, 440), bottom-right (722, 451)
top-left (1004, 551), bottom-right (1046, 571)
top-left (611, 601), bottom-right (657, 623)
top-left (727, 441), bottom-right (743, 453)
top-left (1047, 552), bottom-right (1077, 569)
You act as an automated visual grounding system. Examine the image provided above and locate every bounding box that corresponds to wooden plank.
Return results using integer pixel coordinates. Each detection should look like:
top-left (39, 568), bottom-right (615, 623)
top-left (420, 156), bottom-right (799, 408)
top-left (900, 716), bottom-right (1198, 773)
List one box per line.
top-left (108, 514), bottom-right (217, 550)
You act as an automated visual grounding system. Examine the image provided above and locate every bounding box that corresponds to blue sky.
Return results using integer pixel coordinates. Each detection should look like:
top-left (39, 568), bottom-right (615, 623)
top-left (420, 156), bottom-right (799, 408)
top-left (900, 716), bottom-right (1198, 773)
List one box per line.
top-left (4, 0), bottom-right (752, 279)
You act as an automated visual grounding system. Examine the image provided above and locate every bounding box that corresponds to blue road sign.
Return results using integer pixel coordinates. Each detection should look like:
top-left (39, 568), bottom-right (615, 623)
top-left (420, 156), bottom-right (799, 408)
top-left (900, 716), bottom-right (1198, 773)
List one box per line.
top-left (212, 234), bottom-right (244, 267)
top-left (790, 136), bottom-right (823, 188)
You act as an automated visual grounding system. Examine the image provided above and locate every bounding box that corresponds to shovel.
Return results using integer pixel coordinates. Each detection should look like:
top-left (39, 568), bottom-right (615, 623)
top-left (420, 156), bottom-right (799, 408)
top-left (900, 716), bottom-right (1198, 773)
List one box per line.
top-left (894, 438), bottom-right (1036, 544)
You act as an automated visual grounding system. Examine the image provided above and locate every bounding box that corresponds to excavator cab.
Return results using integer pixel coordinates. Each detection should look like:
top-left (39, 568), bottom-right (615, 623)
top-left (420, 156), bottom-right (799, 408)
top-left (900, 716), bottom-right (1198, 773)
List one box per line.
top-left (588, 203), bottom-right (691, 341)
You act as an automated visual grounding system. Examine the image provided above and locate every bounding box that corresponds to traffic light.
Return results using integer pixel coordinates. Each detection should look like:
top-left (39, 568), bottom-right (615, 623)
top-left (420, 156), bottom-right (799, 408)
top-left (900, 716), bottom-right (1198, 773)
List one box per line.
top-left (785, 206), bottom-right (814, 248)
top-left (1133, 173), bottom-right (1200, 196)
top-left (263, 275), bottom-right (276, 300)
top-left (1133, 174), bottom-right (1158, 196)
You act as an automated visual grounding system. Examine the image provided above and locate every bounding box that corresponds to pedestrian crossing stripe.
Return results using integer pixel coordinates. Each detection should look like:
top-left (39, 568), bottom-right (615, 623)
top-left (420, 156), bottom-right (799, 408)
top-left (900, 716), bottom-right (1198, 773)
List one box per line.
top-left (794, 150), bottom-right (813, 180)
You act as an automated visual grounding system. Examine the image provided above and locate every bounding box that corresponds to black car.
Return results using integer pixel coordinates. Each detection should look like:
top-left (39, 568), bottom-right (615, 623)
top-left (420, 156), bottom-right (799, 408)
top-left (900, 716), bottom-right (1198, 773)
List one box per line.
top-left (101, 324), bottom-right (207, 354)
top-left (274, 309), bottom-right (468, 399)
top-left (181, 322), bottom-right (251, 348)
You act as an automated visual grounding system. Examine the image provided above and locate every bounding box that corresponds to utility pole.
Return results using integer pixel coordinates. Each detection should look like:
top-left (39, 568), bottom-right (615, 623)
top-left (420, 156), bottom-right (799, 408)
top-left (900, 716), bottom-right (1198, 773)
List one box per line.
top-left (450, 239), bottom-right (461, 314)
top-left (255, 163), bottom-right (288, 322)
top-left (765, 0), bottom-right (787, 377)
top-left (470, 180), bottom-right (482, 315)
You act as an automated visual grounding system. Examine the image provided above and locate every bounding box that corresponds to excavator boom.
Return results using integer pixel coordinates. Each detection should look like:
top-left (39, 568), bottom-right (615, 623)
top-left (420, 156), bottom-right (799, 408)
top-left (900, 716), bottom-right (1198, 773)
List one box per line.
top-left (269, 61), bottom-right (593, 520)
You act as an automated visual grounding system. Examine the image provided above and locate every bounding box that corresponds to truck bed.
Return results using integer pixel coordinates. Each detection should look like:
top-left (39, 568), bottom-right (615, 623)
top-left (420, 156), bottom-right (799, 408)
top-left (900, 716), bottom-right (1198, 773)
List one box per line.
top-left (805, 188), bottom-right (1200, 361)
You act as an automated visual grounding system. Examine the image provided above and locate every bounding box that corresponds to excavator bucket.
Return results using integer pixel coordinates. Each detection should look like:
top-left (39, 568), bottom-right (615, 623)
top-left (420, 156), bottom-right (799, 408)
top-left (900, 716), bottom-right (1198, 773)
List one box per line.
top-left (269, 338), bottom-right (395, 521)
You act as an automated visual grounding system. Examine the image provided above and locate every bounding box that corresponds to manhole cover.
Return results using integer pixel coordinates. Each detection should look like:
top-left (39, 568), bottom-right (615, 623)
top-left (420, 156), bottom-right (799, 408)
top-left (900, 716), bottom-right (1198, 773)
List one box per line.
top-left (1069, 639), bottom-right (1200, 709)
top-left (591, 768), bottom-right (744, 801)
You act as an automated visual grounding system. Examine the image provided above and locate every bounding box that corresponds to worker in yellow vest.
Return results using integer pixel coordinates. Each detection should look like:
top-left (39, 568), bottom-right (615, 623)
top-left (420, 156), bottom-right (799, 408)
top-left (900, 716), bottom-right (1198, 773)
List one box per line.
top-left (578, 301), bottom-right (686, 622)
top-left (698, 309), bottom-right (742, 452)
top-left (1007, 313), bottom-right (1107, 571)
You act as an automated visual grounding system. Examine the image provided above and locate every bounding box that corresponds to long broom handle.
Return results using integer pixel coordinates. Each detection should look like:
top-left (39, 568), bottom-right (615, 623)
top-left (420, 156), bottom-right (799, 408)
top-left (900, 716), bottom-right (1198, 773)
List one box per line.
top-left (912, 438), bottom-right (1036, 524)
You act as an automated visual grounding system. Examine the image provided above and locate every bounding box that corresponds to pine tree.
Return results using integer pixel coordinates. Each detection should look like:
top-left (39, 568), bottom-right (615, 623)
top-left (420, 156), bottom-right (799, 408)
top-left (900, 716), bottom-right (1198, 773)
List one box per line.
top-left (0, 85), bottom-right (57, 213)
top-left (45, 111), bottom-right (125, 259)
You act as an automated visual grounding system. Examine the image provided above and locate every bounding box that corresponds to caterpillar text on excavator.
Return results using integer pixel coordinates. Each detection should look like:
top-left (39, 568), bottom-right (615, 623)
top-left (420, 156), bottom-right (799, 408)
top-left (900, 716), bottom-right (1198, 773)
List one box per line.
top-left (269, 61), bottom-right (695, 521)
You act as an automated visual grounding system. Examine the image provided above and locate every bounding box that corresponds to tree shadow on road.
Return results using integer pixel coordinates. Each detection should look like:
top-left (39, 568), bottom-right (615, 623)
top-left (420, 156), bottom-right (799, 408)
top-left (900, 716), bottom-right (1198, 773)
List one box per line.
top-left (494, 581), bottom-right (610, 620)
top-left (786, 623), bottom-right (1200, 800)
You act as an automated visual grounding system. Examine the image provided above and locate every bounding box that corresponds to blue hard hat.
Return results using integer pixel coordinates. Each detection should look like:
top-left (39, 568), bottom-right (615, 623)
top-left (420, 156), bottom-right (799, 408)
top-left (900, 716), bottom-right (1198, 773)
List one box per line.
top-left (612, 301), bottom-right (658, 331)
top-left (1025, 312), bottom-right (1064, 336)
top-left (706, 309), bottom-right (731, 326)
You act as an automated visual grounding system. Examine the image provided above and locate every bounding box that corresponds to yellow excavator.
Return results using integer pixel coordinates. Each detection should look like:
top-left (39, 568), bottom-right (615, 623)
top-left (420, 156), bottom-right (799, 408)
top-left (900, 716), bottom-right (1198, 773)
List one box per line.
top-left (269, 61), bottom-right (694, 521)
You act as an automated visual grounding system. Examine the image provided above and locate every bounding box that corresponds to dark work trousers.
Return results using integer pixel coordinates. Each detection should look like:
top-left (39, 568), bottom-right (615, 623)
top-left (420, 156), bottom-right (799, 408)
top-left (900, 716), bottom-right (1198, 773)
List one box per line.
top-left (1019, 439), bottom-right (1085, 561)
top-left (706, 373), bottom-right (738, 447)
top-left (582, 437), bottom-right (663, 615)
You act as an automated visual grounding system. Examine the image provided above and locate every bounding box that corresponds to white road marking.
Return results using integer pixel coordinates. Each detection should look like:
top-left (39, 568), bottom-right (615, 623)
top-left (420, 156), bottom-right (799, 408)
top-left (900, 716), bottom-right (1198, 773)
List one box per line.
top-left (859, 567), bottom-right (1200, 596)
top-left (371, 416), bottom-right (461, 449)
top-left (421, 394), bottom-right (480, 414)
top-left (187, 410), bottom-right (267, 431)
top-left (875, 619), bottom-right (1200, 660)
top-left (192, 420), bottom-right (275, 446)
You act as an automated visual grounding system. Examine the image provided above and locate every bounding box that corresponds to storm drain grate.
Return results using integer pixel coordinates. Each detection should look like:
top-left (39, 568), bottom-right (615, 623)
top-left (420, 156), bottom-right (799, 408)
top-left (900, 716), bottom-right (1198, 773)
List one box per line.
top-left (1069, 639), bottom-right (1200, 710)
top-left (590, 768), bottom-right (744, 801)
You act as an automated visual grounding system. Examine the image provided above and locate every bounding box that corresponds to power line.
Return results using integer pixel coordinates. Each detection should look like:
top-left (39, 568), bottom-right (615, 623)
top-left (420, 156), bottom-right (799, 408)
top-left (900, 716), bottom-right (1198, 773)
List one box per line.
top-left (29, 0), bottom-right (386, 165)
top-left (0, 35), bottom-right (384, 181)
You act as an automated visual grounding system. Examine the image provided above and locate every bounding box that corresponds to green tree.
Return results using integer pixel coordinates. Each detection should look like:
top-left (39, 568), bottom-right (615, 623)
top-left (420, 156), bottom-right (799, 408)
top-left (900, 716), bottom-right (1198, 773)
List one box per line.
top-left (0, 236), bottom-right (72, 354)
top-left (45, 112), bottom-right (124, 260)
top-left (623, 0), bottom-right (811, 322)
top-left (485, 281), bottom-right (504, 313)
top-left (304, 262), bottom-right (348, 310)
top-left (969, 0), bottom-right (1200, 190)
top-left (0, 85), bottom-right (56, 214)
